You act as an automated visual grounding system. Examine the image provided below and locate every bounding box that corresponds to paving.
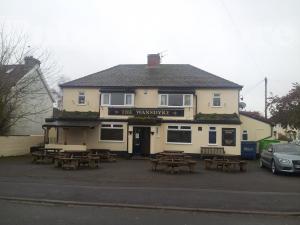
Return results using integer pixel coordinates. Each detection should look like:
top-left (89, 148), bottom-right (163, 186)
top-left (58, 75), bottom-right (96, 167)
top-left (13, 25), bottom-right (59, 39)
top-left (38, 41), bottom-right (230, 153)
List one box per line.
top-left (0, 156), bottom-right (299, 213)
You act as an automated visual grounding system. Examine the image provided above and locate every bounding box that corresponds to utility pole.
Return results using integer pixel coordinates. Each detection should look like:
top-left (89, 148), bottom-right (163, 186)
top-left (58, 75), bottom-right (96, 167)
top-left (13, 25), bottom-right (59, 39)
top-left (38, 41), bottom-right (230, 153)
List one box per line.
top-left (264, 77), bottom-right (268, 119)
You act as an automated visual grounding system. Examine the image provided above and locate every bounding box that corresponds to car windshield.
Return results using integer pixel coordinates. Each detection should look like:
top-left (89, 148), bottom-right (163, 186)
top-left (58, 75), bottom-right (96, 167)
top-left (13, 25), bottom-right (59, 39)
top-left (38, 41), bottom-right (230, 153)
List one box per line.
top-left (274, 144), bottom-right (300, 153)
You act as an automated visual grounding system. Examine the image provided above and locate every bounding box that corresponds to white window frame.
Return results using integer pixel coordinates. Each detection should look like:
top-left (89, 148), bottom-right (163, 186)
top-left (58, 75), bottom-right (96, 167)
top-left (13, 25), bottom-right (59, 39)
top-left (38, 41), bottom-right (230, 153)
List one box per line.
top-left (208, 127), bottom-right (217, 145)
top-left (101, 93), bottom-right (134, 107)
top-left (99, 123), bottom-right (124, 142)
top-left (242, 130), bottom-right (248, 141)
top-left (166, 124), bottom-right (192, 144)
top-left (159, 94), bottom-right (193, 107)
top-left (212, 93), bottom-right (221, 107)
top-left (78, 91), bottom-right (86, 105)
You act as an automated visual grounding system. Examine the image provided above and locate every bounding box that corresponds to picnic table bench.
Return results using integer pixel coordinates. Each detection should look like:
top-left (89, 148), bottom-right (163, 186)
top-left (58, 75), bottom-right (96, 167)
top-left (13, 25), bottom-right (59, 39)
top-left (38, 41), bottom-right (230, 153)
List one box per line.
top-left (200, 147), bottom-right (225, 158)
top-left (88, 149), bottom-right (117, 162)
top-left (55, 151), bottom-right (100, 170)
top-left (151, 151), bottom-right (197, 173)
top-left (204, 158), bottom-right (247, 172)
top-left (31, 147), bottom-right (62, 164)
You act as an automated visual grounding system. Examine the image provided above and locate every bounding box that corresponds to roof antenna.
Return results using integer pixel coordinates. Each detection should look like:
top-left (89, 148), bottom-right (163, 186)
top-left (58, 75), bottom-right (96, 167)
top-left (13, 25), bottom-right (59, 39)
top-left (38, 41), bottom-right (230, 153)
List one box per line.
top-left (159, 50), bottom-right (167, 62)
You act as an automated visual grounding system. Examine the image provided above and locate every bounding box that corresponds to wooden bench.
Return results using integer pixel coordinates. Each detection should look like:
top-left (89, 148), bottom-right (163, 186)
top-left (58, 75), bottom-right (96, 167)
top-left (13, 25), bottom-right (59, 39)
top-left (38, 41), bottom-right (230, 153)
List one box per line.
top-left (223, 161), bottom-right (247, 172)
top-left (88, 149), bottom-right (117, 162)
top-left (204, 159), bottom-right (247, 172)
top-left (200, 147), bottom-right (225, 159)
top-left (151, 159), bottom-right (197, 173)
top-left (60, 157), bottom-right (80, 170)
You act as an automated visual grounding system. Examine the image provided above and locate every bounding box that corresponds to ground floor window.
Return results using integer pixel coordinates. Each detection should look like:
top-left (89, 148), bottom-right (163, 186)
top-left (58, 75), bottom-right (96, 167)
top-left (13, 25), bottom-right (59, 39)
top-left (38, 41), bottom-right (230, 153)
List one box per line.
top-left (209, 127), bottom-right (217, 144)
top-left (100, 123), bottom-right (124, 141)
top-left (242, 130), bottom-right (248, 141)
top-left (167, 125), bottom-right (192, 144)
top-left (222, 128), bottom-right (236, 146)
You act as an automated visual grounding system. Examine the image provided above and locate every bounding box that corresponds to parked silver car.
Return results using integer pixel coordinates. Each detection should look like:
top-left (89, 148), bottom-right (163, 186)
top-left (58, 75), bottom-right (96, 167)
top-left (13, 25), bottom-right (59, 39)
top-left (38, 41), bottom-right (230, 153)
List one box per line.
top-left (260, 143), bottom-right (300, 174)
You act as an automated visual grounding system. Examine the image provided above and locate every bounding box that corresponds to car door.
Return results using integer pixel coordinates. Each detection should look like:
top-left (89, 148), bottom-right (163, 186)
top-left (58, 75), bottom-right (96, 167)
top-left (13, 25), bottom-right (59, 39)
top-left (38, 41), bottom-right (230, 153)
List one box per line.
top-left (264, 145), bottom-right (274, 168)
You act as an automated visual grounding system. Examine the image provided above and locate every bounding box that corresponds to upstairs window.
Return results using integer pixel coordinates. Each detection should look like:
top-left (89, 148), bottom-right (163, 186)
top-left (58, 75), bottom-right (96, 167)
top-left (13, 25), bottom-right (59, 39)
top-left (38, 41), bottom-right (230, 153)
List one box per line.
top-left (101, 93), bottom-right (134, 106)
top-left (159, 94), bottom-right (192, 107)
top-left (209, 127), bottom-right (217, 144)
top-left (78, 91), bottom-right (85, 105)
top-left (242, 130), bottom-right (248, 141)
top-left (167, 125), bottom-right (192, 144)
top-left (212, 93), bottom-right (221, 107)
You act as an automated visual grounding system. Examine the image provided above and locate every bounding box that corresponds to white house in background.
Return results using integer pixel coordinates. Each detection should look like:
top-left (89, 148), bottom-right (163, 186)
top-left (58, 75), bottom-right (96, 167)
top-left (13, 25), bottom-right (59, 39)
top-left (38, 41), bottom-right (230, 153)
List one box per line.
top-left (273, 124), bottom-right (300, 141)
top-left (0, 56), bottom-right (54, 135)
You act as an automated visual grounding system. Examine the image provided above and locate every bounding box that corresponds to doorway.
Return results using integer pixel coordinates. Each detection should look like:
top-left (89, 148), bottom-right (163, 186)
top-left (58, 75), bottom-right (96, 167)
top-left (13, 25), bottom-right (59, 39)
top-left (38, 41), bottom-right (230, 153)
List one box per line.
top-left (133, 127), bottom-right (151, 156)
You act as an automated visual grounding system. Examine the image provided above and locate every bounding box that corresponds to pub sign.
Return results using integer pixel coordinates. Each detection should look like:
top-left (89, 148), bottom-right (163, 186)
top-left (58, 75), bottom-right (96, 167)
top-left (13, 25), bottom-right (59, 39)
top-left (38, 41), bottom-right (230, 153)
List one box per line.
top-left (108, 108), bottom-right (184, 117)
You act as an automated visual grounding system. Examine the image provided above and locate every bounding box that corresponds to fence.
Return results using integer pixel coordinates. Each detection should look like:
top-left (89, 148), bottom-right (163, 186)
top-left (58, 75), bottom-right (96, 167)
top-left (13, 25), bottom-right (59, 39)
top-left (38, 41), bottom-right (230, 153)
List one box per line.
top-left (0, 135), bottom-right (44, 157)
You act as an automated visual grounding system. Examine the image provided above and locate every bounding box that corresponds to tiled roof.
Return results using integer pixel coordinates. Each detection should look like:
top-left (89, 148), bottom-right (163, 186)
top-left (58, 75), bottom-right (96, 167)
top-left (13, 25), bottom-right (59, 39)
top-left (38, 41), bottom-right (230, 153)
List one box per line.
top-left (0, 64), bottom-right (34, 88)
top-left (240, 111), bottom-right (273, 125)
top-left (194, 113), bottom-right (241, 124)
top-left (61, 64), bottom-right (242, 89)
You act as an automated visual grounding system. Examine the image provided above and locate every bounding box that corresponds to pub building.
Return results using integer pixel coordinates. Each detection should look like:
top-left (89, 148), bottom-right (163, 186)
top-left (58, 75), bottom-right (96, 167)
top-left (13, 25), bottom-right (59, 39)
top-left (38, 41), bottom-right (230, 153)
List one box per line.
top-left (43, 54), bottom-right (244, 156)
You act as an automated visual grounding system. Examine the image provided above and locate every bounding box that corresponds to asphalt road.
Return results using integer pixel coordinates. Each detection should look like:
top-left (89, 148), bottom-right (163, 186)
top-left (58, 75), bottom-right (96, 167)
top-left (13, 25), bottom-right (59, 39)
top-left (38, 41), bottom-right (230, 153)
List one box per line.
top-left (1, 200), bottom-right (299, 225)
top-left (1, 179), bottom-right (300, 212)
top-left (0, 156), bottom-right (299, 213)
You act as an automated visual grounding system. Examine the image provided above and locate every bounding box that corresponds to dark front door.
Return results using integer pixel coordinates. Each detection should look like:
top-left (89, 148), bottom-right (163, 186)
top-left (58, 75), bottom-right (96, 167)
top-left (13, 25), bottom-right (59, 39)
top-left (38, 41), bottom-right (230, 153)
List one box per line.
top-left (133, 127), bottom-right (150, 156)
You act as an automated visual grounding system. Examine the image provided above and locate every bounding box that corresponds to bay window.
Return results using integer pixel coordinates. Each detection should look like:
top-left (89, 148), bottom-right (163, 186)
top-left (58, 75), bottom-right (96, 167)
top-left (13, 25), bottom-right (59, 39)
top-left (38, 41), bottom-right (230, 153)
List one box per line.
top-left (167, 125), bottom-right (192, 144)
top-left (159, 94), bottom-right (192, 107)
top-left (101, 93), bottom-right (134, 106)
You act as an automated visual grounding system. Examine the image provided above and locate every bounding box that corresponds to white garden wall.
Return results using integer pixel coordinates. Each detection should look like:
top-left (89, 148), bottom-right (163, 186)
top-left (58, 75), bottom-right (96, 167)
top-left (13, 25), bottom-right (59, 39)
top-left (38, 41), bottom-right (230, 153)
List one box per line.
top-left (0, 135), bottom-right (44, 157)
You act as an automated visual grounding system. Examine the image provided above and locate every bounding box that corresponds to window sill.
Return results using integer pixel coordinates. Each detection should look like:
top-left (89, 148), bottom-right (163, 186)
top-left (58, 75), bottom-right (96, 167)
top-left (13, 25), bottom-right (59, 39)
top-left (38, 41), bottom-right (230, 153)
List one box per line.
top-left (102, 105), bottom-right (134, 107)
top-left (211, 106), bottom-right (222, 108)
top-left (158, 106), bottom-right (191, 108)
top-left (208, 143), bottom-right (218, 146)
top-left (166, 142), bottom-right (192, 145)
top-left (77, 103), bottom-right (86, 106)
top-left (100, 140), bottom-right (124, 143)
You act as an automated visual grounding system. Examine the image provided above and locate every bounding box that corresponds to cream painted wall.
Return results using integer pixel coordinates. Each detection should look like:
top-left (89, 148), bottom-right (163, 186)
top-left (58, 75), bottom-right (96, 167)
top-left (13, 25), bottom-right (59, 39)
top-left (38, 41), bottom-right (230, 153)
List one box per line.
top-left (161, 123), bottom-right (241, 155)
top-left (45, 144), bottom-right (87, 151)
top-left (240, 114), bottom-right (272, 141)
top-left (86, 123), bottom-right (128, 151)
top-left (127, 123), bottom-right (240, 155)
top-left (62, 88), bottom-right (100, 112)
top-left (62, 88), bottom-right (240, 119)
top-left (0, 135), bottom-right (44, 156)
top-left (196, 89), bottom-right (239, 114)
top-left (55, 122), bottom-right (241, 155)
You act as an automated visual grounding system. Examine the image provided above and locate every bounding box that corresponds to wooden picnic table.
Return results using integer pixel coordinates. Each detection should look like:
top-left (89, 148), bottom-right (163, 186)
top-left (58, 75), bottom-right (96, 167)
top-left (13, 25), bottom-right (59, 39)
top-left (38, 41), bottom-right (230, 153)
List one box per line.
top-left (204, 158), bottom-right (247, 172)
top-left (31, 147), bottom-right (62, 164)
top-left (54, 150), bottom-right (100, 170)
top-left (88, 149), bottom-right (117, 162)
top-left (151, 152), bottom-right (196, 173)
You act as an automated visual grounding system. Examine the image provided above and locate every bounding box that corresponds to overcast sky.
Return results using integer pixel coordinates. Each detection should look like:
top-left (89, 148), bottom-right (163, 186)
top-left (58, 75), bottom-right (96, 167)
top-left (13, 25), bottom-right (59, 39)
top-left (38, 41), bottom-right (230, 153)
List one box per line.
top-left (1, 0), bottom-right (299, 114)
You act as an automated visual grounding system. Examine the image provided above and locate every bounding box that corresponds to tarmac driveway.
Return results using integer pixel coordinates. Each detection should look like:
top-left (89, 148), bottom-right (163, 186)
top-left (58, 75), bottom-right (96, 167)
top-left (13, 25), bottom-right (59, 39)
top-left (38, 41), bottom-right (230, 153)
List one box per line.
top-left (0, 156), bottom-right (299, 213)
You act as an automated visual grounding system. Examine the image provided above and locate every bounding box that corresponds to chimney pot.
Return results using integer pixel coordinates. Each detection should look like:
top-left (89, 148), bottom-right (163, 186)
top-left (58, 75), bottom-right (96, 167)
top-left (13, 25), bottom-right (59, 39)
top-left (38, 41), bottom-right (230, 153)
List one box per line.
top-left (147, 54), bottom-right (160, 68)
top-left (24, 56), bottom-right (41, 67)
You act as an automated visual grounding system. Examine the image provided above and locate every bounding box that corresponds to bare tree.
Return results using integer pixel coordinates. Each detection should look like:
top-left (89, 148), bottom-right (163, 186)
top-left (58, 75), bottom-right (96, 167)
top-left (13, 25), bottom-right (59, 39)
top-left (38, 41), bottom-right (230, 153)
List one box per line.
top-left (0, 24), bottom-right (60, 135)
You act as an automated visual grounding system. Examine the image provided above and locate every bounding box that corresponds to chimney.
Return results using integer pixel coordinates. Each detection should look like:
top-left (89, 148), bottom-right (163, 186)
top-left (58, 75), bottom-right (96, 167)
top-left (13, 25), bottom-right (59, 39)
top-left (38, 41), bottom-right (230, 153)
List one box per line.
top-left (147, 54), bottom-right (160, 68)
top-left (24, 56), bottom-right (41, 68)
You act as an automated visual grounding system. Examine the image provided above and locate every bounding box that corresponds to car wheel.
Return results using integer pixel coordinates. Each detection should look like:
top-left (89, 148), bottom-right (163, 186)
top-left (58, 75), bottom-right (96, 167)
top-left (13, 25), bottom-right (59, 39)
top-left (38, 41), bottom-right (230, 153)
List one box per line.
top-left (259, 159), bottom-right (264, 168)
top-left (271, 160), bottom-right (278, 175)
